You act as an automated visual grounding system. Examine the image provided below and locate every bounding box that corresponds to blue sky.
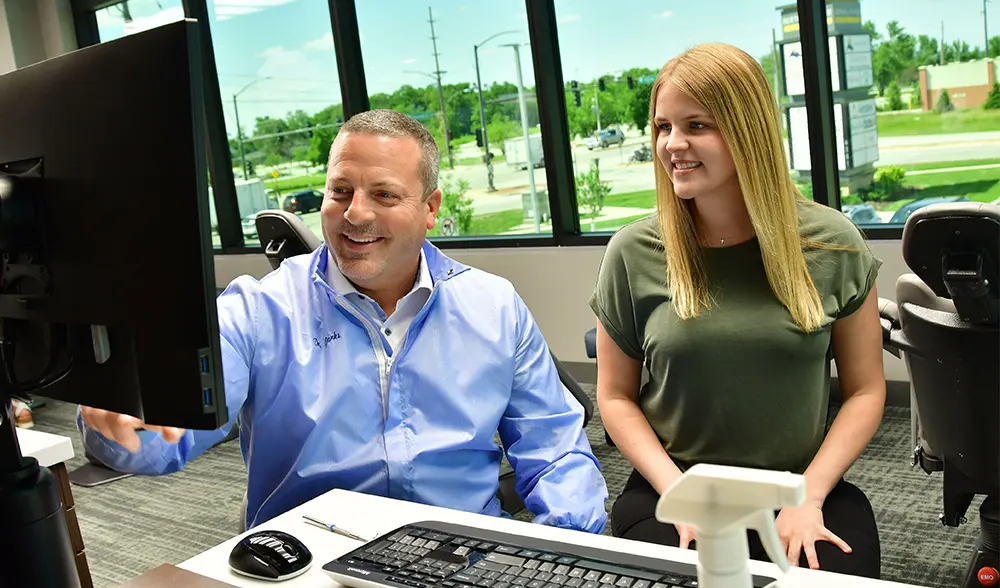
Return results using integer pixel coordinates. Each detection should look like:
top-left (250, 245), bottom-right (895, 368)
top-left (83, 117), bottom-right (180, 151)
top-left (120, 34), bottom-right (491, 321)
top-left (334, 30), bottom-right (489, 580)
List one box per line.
top-left (97, 0), bottom-right (995, 136)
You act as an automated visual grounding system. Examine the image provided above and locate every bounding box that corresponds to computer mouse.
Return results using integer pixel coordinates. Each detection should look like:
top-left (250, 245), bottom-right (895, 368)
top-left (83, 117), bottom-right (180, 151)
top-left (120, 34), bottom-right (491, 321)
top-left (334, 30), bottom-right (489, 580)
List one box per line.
top-left (228, 529), bottom-right (313, 582)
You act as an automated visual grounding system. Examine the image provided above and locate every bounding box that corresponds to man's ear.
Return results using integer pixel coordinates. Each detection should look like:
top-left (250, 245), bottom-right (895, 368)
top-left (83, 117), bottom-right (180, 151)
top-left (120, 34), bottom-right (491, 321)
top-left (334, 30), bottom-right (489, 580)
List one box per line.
top-left (425, 188), bottom-right (442, 230)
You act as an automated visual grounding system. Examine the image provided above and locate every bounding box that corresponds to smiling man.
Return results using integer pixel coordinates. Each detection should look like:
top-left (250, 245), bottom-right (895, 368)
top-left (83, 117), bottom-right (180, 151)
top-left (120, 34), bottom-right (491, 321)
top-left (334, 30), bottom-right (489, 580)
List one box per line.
top-left (77, 109), bottom-right (608, 534)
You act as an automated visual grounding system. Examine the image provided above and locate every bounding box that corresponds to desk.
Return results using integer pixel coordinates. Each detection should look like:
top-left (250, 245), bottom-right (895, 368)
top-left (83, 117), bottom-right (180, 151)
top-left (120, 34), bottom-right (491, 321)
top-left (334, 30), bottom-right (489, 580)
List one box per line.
top-left (17, 427), bottom-right (93, 588)
top-left (171, 489), bottom-right (927, 588)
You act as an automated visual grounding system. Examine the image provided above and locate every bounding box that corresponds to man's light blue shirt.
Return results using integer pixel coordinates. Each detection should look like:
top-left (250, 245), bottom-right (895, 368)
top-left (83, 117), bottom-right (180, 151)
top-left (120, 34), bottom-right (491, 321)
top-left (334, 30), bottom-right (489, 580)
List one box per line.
top-left (77, 241), bottom-right (608, 533)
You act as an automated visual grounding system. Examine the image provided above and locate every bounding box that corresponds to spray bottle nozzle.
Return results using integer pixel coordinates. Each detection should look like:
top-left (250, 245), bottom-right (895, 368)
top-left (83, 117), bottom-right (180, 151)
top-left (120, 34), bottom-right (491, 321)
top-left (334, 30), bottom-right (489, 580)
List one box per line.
top-left (654, 464), bottom-right (807, 588)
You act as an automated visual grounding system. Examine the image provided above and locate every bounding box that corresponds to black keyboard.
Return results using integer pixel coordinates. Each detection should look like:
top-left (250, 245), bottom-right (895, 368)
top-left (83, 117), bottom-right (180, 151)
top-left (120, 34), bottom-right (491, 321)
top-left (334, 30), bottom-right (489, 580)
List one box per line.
top-left (322, 520), bottom-right (777, 588)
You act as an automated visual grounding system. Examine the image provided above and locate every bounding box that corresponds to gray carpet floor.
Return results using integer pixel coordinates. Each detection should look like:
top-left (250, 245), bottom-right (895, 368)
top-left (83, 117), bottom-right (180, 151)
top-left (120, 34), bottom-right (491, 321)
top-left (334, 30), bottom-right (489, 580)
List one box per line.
top-left (28, 391), bottom-right (982, 588)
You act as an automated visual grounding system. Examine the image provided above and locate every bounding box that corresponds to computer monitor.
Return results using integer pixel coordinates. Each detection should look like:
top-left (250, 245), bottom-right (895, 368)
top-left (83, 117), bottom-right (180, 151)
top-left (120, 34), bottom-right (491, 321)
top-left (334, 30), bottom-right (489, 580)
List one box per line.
top-left (0, 19), bottom-right (226, 587)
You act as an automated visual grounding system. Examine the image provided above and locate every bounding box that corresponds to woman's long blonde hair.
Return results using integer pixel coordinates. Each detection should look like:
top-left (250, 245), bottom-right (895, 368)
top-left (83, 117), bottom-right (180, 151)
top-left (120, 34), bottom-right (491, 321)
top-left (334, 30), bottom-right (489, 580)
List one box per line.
top-left (651, 43), bottom-right (826, 332)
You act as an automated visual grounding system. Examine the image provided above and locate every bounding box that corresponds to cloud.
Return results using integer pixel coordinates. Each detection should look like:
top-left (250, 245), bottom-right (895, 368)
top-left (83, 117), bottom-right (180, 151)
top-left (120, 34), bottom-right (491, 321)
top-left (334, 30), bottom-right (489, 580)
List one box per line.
top-left (401, 58), bottom-right (418, 64)
top-left (214, 0), bottom-right (297, 22)
top-left (659, 10), bottom-right (675, 18)
top-left (304, 32), bottom-right (334, 52)
top-left (558, 13), bottom-right (582, 24)
top-left (255, 46), bottom-right (286, 59)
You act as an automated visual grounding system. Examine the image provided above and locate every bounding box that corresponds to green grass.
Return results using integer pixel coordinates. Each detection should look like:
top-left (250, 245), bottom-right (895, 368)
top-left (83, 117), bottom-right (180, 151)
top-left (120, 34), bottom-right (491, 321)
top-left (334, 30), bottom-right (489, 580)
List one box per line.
top-left (857, 166), bottom-right (1000, 212)
top-left (604, 189), bottom-right (656, 209)
top-left (876, 108), bottom-right (1000, 137)
top-left (454, 154), bottom-right (506, 167)
top-left (265, 173), bottom-right (327, 193)
top-left (429, 209), bottom-right (524, 237)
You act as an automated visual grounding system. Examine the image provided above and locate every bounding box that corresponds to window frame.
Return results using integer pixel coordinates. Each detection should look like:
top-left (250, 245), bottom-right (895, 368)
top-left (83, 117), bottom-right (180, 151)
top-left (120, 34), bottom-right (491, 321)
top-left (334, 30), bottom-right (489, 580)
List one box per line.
top-left (70, 0), bottom-right (903, 252)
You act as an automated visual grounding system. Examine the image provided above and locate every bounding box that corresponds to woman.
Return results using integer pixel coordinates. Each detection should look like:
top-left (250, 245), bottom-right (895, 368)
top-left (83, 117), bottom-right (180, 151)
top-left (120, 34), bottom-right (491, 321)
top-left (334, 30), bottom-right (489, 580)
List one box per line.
top-left (589, 43), bottom-right (885, 578)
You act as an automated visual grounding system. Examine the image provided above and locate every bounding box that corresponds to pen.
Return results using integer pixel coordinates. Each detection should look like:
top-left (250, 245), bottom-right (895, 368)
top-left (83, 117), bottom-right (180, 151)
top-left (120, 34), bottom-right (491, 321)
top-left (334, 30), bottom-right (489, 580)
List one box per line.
top-left (302, 514), bottom-right (371, 542)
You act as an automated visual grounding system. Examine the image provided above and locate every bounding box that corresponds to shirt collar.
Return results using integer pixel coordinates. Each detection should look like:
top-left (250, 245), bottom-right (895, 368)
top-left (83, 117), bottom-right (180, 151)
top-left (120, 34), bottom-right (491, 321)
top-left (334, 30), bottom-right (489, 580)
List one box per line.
top-left (326, 249), bottom-right (432, 299)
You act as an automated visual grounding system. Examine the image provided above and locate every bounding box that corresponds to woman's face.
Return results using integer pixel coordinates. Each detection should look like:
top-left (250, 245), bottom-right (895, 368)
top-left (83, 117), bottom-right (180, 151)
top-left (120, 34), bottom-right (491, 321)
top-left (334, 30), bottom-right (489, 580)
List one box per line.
top-left (653, 82), bottom-right (739, 201)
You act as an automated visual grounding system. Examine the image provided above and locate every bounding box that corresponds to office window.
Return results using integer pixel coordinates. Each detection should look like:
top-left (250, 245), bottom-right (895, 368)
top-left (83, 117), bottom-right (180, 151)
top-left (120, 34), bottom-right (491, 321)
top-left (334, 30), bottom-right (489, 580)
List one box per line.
top-left (355, 0), bottom-right (548, 240)
top-left (832, 0), bottom-right (1000, 228)
top-left (193, 0), bottom-right (344, 247)
top-left (95, 0), bottom-right (185, 41)
top-left (555, 0), bottom-right (811, 234)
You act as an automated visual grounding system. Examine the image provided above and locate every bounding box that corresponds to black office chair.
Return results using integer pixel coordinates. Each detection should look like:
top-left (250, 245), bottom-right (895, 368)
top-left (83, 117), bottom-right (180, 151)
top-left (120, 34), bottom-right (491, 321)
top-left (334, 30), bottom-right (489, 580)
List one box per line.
top-left (880, 202), bottom-right (999, 588)
top-left (254, 210), bottom-right (594, 516)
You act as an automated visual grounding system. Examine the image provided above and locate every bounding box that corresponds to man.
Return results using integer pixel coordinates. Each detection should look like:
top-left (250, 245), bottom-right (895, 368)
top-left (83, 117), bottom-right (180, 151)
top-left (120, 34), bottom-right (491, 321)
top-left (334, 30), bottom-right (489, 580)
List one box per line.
top-left (78, 109), bottom-right (608, 533)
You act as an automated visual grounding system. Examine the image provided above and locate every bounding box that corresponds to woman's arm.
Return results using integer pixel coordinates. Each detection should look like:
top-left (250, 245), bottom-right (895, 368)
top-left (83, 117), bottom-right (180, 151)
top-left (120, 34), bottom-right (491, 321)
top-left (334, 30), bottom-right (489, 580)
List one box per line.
top-left (595, 321), bottom-right (684, 495)
top-left (802, 286), bottom-right (886, 505)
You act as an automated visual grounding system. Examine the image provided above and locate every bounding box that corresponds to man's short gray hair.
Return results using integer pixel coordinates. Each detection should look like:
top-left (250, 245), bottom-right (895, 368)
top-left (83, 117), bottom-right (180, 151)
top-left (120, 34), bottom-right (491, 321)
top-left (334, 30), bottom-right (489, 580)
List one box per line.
top-left (337, 109), bottom-right (440, 198)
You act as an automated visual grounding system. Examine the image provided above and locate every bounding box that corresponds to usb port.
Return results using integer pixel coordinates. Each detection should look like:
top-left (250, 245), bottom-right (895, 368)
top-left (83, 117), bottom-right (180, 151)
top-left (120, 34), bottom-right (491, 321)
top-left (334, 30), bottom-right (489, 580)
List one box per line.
top-left (203, 388), bottom-right (213, 406)
top-left (200, 355), bottom-right (209, 373)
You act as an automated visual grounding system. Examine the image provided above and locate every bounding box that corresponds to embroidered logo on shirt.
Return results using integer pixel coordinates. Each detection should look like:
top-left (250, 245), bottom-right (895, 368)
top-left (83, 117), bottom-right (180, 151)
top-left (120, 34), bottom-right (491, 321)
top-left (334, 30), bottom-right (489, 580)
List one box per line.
top-left (313, 332), bottom-right (342, 348)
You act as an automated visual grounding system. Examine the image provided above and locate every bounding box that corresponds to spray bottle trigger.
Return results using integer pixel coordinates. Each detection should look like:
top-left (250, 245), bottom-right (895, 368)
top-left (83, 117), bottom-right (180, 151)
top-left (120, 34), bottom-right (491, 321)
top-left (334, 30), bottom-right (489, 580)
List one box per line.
top-left (748, 509), bottom-right (791, 574)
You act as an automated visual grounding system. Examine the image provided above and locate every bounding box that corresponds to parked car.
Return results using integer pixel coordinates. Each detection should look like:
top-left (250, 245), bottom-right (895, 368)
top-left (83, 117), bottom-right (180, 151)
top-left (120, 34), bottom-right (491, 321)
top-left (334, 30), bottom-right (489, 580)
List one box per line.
top-left (842, 203), bottom-right (881, 225)
top-left (584, 127), bottom-right (626, 150)
top-left (242, 213), bottom-right (259, 240)
top-left (282, 189), bottom-right (323, 214)
top-left (888, 195), bottom-right (969, 225)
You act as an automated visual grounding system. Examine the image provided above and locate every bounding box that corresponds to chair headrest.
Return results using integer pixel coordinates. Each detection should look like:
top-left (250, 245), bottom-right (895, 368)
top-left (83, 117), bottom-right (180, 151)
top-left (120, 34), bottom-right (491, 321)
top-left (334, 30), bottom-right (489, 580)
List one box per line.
top-left (901, 202), bottom-right (1000, 324)
top-left (255, 210), bottom-right (323, 270)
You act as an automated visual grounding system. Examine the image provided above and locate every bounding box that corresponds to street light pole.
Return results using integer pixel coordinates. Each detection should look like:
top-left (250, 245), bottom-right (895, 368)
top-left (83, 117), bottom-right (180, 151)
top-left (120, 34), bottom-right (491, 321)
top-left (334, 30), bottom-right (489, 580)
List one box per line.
top-left (473, 29), bottom-right (518, 193)
top-left (232, 77), bottom-right (271, 181)
top-left (474, 45), bottom-right (495, 191)
top-left (506, 42), bottom-right (540, 233)
top-left (233, 95), bottom-right (248, 180)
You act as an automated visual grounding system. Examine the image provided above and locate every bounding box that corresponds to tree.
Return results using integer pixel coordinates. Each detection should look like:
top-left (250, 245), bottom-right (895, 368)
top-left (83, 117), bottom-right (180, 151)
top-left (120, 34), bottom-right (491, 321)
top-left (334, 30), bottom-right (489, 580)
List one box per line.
top-left (934, 89), bottom-right (953, 113)
top-left (575, 161), bottom-right (611, 231)
top-left (985, 82), bottom-right (1000, 110)
top-left (432, 176), bottom-right (474, 236)
top-left (885, 81), bottom-right (905, 111)
top-left (990, 36), bottom-right (1000, 58)
top-left (630, 83), bottom-right (652, 135)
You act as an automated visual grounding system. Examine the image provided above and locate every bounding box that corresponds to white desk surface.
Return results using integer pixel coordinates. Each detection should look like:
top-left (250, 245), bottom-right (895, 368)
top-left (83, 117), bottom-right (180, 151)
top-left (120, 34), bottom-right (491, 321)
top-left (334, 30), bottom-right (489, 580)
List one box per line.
top-left (16, 427), bottom-right (75, 468)
top-left (179, 489), bottom-right (927, 588)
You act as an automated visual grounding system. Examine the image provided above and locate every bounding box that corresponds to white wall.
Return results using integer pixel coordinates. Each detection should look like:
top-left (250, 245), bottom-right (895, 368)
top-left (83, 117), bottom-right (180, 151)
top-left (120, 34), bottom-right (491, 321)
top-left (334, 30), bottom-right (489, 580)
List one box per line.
top-left (215, 238), bottom-right (911, 382)
top-left (0, 0), bottom-right (77, 71)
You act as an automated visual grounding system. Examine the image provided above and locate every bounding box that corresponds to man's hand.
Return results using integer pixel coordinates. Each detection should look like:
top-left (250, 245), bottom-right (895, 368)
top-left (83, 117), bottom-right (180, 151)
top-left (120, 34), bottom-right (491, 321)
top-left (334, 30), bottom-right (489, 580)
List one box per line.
top-left (676, 524), bottom-right (697, 549)
top-left (80, 406), bottom-right (186, 453)
top-left (775, 500), bottom-right (851, 570)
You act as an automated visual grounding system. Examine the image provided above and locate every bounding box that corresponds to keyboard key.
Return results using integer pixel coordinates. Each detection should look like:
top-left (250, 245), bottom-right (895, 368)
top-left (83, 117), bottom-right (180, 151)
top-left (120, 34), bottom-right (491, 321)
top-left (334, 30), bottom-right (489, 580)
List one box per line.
top-left (478, 543), bottom-right (496, 551)
top-left (475, 561), bottom-right (510, 573)
top-left (533, 573), bottom-right (553, 583)
top-left (412, 538), bottom-right (428, 547)
top-left (566, 579), bottom-right (584, 587)
top-left (582, 582), bottom-right (600, 588)
top-left (568, 569), bottom-right (585, 578)
top-left (577, 562), bottom-right (662, 583)
top-left (478, 581), bottom-right (495, 588)
top-left (453, 574), bottom-right (478, 584)
top-left (538, 563), bottom-right (555, 573)
top-left (556, 558), bottom-right (577, 566)
top-left (538, 554), bottom-right (559, 563)
top-left (523, 560), bottom-right (540, 570)
top-left (390, 531), bottom-right (411, 541)
top-left (632, 581), bottom-right (650, 588)
top-left (615, 578), bottom-right (633, 587)
top-left (528, 582), bottom-right (546, 588)
top-left (599, 574), bottom-right (617, 584)
top-left (496, 546), bottom-right (521, 555)
top-left (519, 551), bottom-right (541, 558)
top-left (583, 572), bottom-right (601, 582)
top-left (512, 578), bottom-right (530, 586)
top-left (485, 553), bottom-right (526, 567)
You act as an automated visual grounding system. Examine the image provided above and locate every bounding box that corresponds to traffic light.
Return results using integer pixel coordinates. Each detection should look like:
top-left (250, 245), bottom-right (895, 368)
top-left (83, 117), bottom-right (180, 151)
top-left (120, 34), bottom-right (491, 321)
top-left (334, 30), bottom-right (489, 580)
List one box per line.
top-left (475, 127), bottom-right (483, 148)
top-left (570, 80), bottom-right (581, 107)
top-left (598, 77), bottom-right (606, 91)
top-left (627, 75), bottom-right (634, 90)
top-left (306, 120), bottom-right (314, 138)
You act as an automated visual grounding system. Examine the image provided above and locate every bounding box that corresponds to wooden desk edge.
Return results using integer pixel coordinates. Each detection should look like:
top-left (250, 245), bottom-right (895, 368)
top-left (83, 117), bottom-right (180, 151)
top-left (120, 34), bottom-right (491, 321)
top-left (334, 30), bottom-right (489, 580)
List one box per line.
top-left (117, 564), bottom-right (239, 587)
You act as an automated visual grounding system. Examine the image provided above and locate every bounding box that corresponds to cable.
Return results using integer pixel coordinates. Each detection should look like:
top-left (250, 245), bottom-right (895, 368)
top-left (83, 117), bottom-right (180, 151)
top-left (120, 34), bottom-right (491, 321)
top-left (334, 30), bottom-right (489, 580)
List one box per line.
top-left (0, 321), bottom-right (74, 395)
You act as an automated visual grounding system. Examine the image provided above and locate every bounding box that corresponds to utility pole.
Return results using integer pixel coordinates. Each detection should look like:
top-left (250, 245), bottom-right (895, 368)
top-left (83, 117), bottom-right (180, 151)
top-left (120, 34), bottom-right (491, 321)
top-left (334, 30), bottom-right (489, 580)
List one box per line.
top-left (593, 86), bottom-right (601, 131)
top-left (940, 21), bottom-right (945, 65)
top-left (985, 0), bottom-right (990, 55)
top-left (428, 7), bottom-right (453, 169)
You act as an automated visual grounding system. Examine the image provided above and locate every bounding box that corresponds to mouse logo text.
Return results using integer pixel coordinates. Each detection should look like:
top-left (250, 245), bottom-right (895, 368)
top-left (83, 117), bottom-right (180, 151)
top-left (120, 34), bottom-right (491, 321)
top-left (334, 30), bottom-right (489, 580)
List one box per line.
top-left (348, 568), bottom-right (371, 576)
top-left (313, 332), bottom-right (342, 348)
top-left (249, 535), bottom-right (299, 563)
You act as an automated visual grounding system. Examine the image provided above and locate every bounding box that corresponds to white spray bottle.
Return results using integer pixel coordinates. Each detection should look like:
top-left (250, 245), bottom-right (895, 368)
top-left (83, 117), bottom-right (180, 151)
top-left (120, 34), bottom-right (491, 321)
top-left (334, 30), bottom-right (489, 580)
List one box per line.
top-left (654, 463), bottom-right (807, 588)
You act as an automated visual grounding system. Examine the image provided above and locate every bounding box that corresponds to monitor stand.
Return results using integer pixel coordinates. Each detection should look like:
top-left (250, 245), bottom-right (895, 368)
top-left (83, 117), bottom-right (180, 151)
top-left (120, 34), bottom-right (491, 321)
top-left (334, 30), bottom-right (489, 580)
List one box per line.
top-left (0, 391), bottom-right (81, 588)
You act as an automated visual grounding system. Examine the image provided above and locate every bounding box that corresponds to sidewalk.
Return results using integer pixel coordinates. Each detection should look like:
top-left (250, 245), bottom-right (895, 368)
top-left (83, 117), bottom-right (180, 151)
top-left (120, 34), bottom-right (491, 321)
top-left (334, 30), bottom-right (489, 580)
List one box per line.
top-left (501, 206), bottom-right (652, 235)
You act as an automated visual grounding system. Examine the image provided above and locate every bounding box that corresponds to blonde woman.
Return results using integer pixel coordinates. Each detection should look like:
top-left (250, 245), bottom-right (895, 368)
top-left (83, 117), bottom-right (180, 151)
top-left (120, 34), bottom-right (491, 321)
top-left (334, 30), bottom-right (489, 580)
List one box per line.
top-left (590, 44), bottom-right (884, 578)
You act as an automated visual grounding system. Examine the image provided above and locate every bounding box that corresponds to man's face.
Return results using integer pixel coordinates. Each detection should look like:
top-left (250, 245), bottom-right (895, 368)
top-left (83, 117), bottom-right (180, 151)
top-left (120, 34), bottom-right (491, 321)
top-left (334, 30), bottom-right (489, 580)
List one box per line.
top-left (321, 132), bottom-right (441, 292)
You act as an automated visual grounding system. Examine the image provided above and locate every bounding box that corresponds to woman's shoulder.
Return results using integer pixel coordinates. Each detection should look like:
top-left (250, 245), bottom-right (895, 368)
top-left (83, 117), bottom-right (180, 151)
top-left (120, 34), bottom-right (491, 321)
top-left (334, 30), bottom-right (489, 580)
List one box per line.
top-left (605, 213), bottom-right (663, 258)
